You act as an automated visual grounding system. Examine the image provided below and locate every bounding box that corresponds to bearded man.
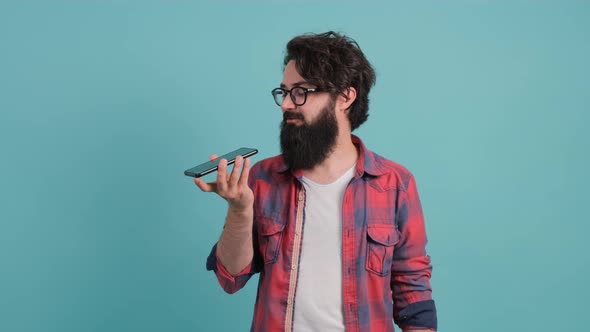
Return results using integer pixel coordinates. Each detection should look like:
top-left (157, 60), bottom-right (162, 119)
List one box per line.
top-left (195, 31), bottom-right (437, 332)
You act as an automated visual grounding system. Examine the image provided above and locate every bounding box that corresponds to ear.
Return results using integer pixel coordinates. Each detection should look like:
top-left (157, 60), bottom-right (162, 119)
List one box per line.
top-left (336, 87), bottom-right (357, 113)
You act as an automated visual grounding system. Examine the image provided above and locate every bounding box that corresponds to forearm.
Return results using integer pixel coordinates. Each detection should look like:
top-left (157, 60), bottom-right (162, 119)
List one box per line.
top-left (216, 207), bottom-right (254, 276)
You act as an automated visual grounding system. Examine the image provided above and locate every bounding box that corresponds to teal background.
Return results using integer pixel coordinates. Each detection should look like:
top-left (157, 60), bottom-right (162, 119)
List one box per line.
top-left (1, 1), bottom-right (588, 331)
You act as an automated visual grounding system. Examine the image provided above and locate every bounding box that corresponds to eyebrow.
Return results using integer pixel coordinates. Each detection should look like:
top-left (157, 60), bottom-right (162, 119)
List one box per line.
top-left (280, 81), bottom-right (311, 88)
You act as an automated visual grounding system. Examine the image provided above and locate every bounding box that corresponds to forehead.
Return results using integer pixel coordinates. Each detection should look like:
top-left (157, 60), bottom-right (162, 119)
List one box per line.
top-left (281, 60), bottom-right (308, 87)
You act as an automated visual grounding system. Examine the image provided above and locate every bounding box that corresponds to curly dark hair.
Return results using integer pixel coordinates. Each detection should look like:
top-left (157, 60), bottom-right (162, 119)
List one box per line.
top-left (284, 31), bottom-right (376, 131)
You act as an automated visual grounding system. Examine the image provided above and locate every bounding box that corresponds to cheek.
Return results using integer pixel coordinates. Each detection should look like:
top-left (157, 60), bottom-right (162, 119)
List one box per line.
top-left (302, 112), bottom-right (318, 125)
top-left (303, 103), bottom-right (324, 118)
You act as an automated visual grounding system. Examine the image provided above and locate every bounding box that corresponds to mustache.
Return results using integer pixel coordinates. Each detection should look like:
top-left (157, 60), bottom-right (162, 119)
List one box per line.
top-left (283, 111), bottom-right (304, 121)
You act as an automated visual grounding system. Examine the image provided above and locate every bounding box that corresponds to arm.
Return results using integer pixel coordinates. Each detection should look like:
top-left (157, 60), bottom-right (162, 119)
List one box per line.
top-left (197, 156), bottom-right (260, 293)
top-left (392, 174), bottom-right (437, 331)
top-left (216, 206), bottom-right (254, 275)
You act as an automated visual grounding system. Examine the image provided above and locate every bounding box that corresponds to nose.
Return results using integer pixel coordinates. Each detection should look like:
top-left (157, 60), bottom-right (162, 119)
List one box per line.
top-left (280, 93), bottom-right (296, 112)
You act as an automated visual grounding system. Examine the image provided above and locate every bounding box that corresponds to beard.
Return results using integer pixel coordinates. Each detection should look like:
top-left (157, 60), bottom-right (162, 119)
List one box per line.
top-left (280, 98), bottom-right (338, 171)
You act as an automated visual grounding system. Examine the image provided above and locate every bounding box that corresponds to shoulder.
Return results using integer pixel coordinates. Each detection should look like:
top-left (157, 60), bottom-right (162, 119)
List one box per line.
top-left (251, 154), bottom-right (285, 173)
top-left (364, 148), bottom-right (416, 193)
top-left (249, 154), bottom-right (287, 183)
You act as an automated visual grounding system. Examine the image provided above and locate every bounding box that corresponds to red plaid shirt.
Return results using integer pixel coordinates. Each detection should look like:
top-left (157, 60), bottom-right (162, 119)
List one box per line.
top-left (207, 136), bottom-right (437, 331)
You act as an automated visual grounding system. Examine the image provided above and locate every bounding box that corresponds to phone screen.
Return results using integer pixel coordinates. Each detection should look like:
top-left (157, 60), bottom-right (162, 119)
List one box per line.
top-left (184, 147), bottom-right (258, 178)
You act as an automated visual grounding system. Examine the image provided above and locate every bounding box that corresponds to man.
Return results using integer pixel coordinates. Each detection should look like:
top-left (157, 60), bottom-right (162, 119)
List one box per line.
top-left (195, 31), bottom-right (437, 332)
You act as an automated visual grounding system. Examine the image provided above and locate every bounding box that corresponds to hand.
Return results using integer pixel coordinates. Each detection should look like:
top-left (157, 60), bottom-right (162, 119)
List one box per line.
top-left (194, 154), bottom-right (254, 212)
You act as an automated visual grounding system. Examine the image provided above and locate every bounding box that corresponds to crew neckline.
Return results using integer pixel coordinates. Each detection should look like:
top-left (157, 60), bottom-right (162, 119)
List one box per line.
top-left (301, 163), bottom-right (357, 188)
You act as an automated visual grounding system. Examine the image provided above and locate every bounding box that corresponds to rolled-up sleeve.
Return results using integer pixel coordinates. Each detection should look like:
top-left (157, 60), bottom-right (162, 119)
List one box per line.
top-left (391, 174), bottom-right (437, 330)
top-left (206, 242), bottom-right (261, 294)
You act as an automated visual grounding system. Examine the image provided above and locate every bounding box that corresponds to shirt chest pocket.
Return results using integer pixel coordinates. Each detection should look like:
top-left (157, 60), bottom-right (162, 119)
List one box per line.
top-left (256, 216), bottom-right (286, 264)
top-left (366, 224), bottom-right (400, 276)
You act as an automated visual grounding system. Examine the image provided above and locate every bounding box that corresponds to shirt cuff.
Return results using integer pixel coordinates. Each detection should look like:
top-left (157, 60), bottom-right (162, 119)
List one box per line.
top-left (206, 243), bottom-right (254, 286)
top-left (396, 299), bottom-right (437, 330)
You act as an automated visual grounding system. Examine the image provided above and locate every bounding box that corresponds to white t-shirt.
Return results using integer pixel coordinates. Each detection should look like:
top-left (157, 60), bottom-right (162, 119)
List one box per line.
top-left (293, 165), bottom-right (356, 332)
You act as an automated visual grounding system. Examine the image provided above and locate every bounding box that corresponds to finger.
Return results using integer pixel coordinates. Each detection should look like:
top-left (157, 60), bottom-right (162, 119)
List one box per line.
top-left (238, 157), bottom-right (251, 187)
top-left (229, 155), bottom-right (243, 187)
top-left (194, 178), bottom-right (218, 193)
top-left (216, 159), bottom-right (229, 193)
top-left (211, 154), bottom-right (229, 182)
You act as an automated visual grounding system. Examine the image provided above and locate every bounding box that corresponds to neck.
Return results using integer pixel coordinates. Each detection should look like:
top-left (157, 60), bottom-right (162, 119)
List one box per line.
top-left (302, 133), bottom-right (358, 185)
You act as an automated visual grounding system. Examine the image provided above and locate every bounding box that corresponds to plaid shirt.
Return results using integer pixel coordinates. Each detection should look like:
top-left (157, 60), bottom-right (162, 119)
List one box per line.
top-left (206, 136), bottom-right (437, 331)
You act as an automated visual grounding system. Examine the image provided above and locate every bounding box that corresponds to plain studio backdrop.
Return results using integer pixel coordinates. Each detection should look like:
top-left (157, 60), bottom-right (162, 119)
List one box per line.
top-left (0, 1), bottom-right (588, 331)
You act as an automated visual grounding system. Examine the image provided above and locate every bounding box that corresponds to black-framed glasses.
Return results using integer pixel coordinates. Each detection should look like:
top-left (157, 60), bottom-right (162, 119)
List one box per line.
top-left (271, 87), bottom-right (322, 106)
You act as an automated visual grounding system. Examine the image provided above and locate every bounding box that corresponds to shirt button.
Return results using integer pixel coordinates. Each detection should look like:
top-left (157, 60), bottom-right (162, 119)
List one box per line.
top-left (291, 265), bottom-right (297, 270)
top-left (287, 299), bottom-right (292, 305)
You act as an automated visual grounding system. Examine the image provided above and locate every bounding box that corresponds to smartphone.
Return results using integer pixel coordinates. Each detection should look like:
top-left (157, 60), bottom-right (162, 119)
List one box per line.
top-left (184, 147), bottom-right (258, 178)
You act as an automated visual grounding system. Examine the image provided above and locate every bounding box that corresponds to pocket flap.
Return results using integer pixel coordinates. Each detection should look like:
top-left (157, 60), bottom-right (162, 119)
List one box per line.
top-left (257, 216), bottom-right (286, 236)
top-left (367, 224), bottom-right (399, 246)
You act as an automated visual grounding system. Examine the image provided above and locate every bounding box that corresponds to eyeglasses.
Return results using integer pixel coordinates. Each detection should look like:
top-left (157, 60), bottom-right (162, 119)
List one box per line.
top-left (271, 87), bottom-right (322, 106)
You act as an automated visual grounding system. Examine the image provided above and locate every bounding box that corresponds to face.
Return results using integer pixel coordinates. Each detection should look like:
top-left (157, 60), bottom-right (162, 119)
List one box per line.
top-left (279, 60), bottom-right (332, 125)
top-left (279, 60), bottom-right (339, 170)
